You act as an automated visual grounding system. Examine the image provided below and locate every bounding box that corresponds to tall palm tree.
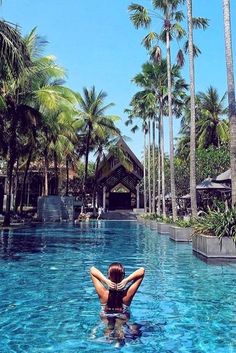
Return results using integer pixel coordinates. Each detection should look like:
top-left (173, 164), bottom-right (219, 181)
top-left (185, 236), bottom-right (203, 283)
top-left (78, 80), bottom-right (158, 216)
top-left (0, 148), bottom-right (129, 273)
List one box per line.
top-left (76, 86), bottom-right (120, 205)
top-left (129, 0), bottom-right (186, 220)
top-left (222, 0), bottom-right (236, 207)
top-left (131, 60), bottom-right (187, 216)
top-left (186, 0), bottom-right (197, 217)
top-left (128, 1), bottom-right (208, 220)
top-left (125, 94), bottom-right (152, 213)
top-left (197, 87), bottom-right (229, 148)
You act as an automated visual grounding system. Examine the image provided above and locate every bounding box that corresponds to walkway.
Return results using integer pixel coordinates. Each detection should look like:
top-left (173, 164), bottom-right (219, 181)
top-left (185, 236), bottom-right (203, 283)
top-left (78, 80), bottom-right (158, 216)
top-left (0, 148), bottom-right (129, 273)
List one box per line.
top-left (102, 210), bottom-right (137, 220)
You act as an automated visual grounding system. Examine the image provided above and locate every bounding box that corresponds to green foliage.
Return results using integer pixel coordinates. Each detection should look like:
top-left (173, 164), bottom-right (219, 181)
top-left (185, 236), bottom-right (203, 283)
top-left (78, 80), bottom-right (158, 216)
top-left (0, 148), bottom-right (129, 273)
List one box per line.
top-left (193, 208), bottom-right (236, 242)
top-left (170, 145), bottom-right (230, 196)
top-left (196, 145), bottom-right (230, 183)
top-left (174, 218), bottom-right (194, 228)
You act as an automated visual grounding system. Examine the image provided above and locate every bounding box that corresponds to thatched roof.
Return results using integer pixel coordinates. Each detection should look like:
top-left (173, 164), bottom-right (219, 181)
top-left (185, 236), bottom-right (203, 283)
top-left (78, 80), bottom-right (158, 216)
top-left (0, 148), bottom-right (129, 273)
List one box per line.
top-left (196, 177), bottom-right (230, 190)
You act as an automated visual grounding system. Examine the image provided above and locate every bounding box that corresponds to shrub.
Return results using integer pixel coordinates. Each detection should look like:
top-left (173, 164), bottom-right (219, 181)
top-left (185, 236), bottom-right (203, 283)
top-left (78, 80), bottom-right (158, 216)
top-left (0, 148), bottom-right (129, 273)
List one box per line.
top-left (192, 208), bottom-right (236, 242)
top-left (174, 218), bottom-right (194, 228)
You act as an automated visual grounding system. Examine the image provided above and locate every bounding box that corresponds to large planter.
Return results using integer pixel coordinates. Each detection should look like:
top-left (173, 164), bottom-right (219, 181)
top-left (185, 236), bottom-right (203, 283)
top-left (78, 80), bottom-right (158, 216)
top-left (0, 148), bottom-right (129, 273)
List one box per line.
top-left (149, 220), bottom-right (158, 230)
top-left (192, 234), bottom-right (236, 258)
top-left (157, 222), bottom-right (172, 234)
top-left (169, 226), bottom-right (192, 242)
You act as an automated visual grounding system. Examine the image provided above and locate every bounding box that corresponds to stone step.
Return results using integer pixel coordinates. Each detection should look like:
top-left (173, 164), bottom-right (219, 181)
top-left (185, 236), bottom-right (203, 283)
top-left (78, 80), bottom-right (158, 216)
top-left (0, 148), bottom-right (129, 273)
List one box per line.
top-left (102, 210), bottom-right (137, 221)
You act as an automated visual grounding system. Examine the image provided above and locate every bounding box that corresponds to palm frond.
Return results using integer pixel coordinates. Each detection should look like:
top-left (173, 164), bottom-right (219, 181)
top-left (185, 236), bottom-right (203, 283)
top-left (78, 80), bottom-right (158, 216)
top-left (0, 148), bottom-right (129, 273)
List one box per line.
top-left (192, 17), bottom-right (209, 30)
top-left (142, 32), bottom-right (158, 49)
top-left (128, 3), bottom-right (151, 29)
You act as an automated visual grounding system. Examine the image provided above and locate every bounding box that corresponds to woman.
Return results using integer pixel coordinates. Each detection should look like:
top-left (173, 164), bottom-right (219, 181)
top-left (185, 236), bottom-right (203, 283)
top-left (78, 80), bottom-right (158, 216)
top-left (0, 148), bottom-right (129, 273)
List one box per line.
top-left (90, 262), bottom-right (145, 319)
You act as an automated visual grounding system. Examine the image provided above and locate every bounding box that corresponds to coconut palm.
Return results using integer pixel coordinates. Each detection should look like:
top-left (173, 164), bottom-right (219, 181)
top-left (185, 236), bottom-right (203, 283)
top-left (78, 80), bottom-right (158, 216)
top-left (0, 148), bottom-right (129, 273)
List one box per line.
top-left (0, 28), bottom-right (78, 225)
top-left (0, 20), bottom-right (31, 81)
top-left (177, 88), bottom-right (229, 159)
top-left (197, 87), bottom-right (229, 148)
top-left (76, 86), bottom-right (120, 206)
top-left (125, 94), bottom-right (153, 212)
top-left (222, 0), bottom-right (236, 207)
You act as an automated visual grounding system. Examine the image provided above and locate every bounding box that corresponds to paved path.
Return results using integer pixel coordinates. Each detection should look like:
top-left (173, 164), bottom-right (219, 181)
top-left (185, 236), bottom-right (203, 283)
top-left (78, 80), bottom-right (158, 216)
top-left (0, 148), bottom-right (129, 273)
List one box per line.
top-left (102, 210), bottom-right (137, 221)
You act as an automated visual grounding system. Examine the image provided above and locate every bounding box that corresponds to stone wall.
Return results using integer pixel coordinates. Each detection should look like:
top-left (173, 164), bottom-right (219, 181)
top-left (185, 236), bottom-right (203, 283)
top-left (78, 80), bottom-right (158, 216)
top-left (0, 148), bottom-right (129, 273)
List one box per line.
top-left (37, 196), bottom-right (74, 222)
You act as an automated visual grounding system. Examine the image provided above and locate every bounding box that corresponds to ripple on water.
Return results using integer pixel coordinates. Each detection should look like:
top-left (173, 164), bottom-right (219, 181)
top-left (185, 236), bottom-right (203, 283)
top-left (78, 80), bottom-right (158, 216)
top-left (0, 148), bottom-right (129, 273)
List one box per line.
top-left (0, 222), bottom-right (236, 353)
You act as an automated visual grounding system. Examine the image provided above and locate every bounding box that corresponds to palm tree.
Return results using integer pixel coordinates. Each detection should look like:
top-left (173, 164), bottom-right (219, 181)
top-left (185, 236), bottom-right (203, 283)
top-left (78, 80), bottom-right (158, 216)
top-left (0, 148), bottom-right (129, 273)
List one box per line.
top-left (0, 28), bottom-right (77, 225)
top-left (0, 20), bottom-right (31, 81)
top-left (129, 0), bottom-right (185, 220)
top-left (197, 87), bottom-right (229, 148)
top-left (177, 88), bottom-right (229, 158)
top-left (131, 60), bottom-right (187, 216)
top-left (125, 95), bottom-right (152, 213)
top-left (76, 86), bottom-right (120, 206)
top-left (128, 1), bottom-right (208, 220)
top-left (222, 0), bottom-right (236, 207)
top-left (186, 0), bottom-right (197, 217)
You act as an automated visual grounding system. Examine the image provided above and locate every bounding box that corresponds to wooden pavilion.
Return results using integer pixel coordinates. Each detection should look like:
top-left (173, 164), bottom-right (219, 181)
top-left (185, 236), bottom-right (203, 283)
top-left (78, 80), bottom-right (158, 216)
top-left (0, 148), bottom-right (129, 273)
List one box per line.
top-left (96, 138), bottom-right (143, 210)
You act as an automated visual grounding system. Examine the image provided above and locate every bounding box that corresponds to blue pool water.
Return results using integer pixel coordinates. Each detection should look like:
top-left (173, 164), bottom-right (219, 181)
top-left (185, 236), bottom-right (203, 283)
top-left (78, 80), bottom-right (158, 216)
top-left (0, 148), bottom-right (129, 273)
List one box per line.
top-left (0, 221), bottom-right (236, 353)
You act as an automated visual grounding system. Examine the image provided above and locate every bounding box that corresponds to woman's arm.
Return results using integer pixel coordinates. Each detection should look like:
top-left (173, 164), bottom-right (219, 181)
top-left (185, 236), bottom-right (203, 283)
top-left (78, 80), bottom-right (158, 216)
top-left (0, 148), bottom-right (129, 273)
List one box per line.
top-left (117, 267), bottom-right (145, 306)
top-left (90, 266), bottom-right (116, 303)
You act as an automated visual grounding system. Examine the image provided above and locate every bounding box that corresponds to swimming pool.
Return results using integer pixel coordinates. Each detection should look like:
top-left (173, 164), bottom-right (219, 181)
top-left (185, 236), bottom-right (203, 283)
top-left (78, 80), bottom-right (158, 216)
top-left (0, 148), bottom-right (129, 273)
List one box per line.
top-left (0, 221), bottom-right (236, 353)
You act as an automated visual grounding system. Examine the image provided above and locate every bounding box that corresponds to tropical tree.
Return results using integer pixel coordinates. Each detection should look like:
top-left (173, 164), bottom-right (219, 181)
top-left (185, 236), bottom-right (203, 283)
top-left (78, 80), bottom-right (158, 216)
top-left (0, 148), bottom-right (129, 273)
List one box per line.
top-left (0, 28), bottom-right (78, 225)
top-left (186, 0), bottom-right (197, 217)
top-left (128, 0), bottom-right (185, 220)
top-left (125, 94), bottom-right (151, 212)
top-left (0, 20), bottom-right (31, 81)
top-left (177, 88), bottom-right (229, 158)
top-left (222, 0), bottom-right (236, 207)
top-left (76, 86), bottom-right (120, 206)
top-left (128, 1), bottom-right (208, 220)
top-left (129, 60), bottom-right (187, 216)
top-left (197, 87), bottom-right (229, 148)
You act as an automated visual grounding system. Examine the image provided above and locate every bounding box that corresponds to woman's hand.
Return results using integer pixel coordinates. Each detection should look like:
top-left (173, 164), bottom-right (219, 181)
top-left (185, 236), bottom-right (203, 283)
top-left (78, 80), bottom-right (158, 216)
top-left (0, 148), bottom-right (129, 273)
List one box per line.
top-left (106, 279), bottom-right (117, 290)
top-left (116, 278), bottom-right (128, 291)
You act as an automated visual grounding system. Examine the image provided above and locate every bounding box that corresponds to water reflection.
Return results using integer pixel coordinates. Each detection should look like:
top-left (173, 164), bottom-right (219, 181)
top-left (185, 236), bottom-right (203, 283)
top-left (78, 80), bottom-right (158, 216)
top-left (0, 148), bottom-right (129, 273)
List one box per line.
top-left (0, 224), bottom-right (105, 260)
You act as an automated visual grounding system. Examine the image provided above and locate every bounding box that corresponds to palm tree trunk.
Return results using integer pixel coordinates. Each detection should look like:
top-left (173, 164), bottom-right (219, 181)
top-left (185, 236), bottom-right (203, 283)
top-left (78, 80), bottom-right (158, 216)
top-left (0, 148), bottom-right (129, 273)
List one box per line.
top-left (14, 159), bottom-right (19, 213)
top-left (53, 150), bottom-right (59, 195)
top-left (83, 125), bottom-right (91, 207)
top-left (3, 109), bottom-right (17, 226)
top-left (143, 130), bottom-right (147, 213)
top-left (152, 119), bottom-right (156, 213)
top-left (19, 148), bottom-right (33, 213)
top-left (157, 118), bottom-right (161, 216)
top-left (44, 147), bottom-right (49, 196)
top-left (92, 154), bottom-right (101, 215)
top-left (148, 119), bottom-right (152, 213)
top-left (223, 0), bottom-right (236, 207)
top-left (3, 157), bottom-right (14, 226)
top-left (166, 22), bottom-right (177, 220)
top-left (187, 0), bottom-right (197, 217)
top-left (66, 157), bottom-right (69, 196)
top-left (160, 108), bottom-right (166, 218)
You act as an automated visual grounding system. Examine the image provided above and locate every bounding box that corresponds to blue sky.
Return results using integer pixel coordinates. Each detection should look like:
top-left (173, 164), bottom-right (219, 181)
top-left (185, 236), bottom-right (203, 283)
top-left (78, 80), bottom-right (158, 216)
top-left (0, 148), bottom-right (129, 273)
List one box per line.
top-left (1, 0), bottom-right (236, 160)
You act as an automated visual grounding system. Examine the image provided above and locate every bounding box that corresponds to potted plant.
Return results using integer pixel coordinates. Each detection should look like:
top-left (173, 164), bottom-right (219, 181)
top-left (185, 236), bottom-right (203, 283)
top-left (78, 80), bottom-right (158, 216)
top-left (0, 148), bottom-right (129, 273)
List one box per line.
top-left (192, 208), bottom-right (236, 258)
top-left (169, 218), bottom-right (193, 242)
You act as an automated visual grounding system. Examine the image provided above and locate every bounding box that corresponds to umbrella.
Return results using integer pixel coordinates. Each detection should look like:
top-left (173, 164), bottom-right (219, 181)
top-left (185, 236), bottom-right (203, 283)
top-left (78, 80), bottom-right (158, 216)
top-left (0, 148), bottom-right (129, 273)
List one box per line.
top-left (213, 169), bottom-right (231, 182)
top-left (196, 177), bottom-right (230, 190)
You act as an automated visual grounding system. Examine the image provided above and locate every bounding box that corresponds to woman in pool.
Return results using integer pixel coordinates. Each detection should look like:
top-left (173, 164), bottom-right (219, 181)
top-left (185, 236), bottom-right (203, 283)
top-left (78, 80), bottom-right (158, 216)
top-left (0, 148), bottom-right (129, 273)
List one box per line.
top-left (90, 262), bottom-right (145, 319)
